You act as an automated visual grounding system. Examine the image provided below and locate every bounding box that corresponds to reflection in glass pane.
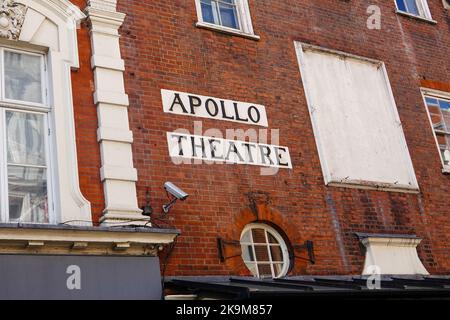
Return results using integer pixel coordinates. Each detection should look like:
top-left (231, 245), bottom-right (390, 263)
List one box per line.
top-left (8, 166), bottom-right (48, 223)
top-left (267, 232), bottom-right (279, 244)
top-left (201, 0), bottom-right (215, 24)
top-left (219, 2), bottom-right (239, 29)
top-left (241, 244), bottom-right (255, 262)
top-left (405, 0), bottom-right (419, 15)
top-left (273, 264), bottom-right (284, 277)
top-left (257, 264), bottom-right (272, 278)
top-left (6, 111), bottom-right (46, 165)
top-left (4, 51), bottom-right (43, 104)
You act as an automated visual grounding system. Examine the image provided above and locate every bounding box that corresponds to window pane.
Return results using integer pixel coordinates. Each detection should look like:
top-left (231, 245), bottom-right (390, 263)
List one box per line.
top-left (4, 51), bottom-right (43, 104)
top-left (6, 111), bottom-right (46, 166)
top-left (201, 0), bottom-right (215, 24)
top-left (396, 0), bottom-right (407, 12)
top-left (267, 232), bottom-right (279, 244)
top-left (439, 100), bottom-right (450, 131)
top-left (254, 245), bottom-right (270, 261)
top-left (8, 166), bottom-right (48, 223)
top-left (270, 245), bottom-right (284, 262)
top-left (219, 2), bottom-right (239, 29)
top-left (405, 0), bottom-right (419, 15)
top-left (257, 264), bottom-right (272, 278)
top-left (251, 228), bottom-right (266, 243)
top-left (241, 244), bottom-right (255, 261)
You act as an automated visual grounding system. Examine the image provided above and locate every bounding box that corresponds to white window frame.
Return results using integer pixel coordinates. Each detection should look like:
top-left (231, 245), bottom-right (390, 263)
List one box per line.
top-left (195, 0), bottom-right (260, 40)
top-left (420, 88), bottom-right (450, 173)
top-left (394, 0), bottom-right (436, 23)
top-left (240, 223), bottom-right (290, 279)
top-left (0, 46), bottom-right (55, 224)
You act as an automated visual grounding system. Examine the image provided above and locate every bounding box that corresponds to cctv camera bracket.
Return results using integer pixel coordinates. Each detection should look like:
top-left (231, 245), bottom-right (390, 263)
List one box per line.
top-left (162, 197), bottom-right (178, 214)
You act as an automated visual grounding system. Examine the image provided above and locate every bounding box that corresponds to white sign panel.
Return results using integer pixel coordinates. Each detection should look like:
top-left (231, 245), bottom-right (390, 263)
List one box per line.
top-left (295, 43), bottom-right (419, 192)
top-left (162, 89), bottom-right (268, 127)
top-left (167, 132), bottom-right (292, 169)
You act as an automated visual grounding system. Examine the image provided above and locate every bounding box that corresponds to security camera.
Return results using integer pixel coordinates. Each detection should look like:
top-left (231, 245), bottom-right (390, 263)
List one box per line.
top-left (162, 182), bottom-right (189, 213)
top-left (164, 182), bottom-right (189, 200)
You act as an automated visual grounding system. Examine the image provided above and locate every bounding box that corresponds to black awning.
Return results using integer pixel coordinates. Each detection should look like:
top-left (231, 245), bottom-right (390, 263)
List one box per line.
top-left (165, 275), bottom-right (450, 300)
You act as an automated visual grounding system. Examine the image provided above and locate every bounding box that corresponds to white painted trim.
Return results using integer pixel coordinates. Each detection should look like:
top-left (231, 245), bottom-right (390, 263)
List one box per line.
top-left (194, 0), bottom-right (259, 39)
top-left (420, 88), bottom-right (450, 172)
top-left (85, 0), bottom-right (146, 226)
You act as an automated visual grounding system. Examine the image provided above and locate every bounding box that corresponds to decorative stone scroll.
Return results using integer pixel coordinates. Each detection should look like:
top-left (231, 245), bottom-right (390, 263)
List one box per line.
top-left (0, 0), bottom-right (27, 40)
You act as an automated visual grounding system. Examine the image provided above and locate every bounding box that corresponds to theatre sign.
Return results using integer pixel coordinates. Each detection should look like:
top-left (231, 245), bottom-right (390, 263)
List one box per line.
top-left (162, 90), bottom-right (292, 169)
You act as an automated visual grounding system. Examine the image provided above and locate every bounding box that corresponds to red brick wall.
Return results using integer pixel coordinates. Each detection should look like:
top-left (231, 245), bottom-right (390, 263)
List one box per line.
top-left (116, 0), bottom-right (449, 276)
top-left (71, 0), bottom-right (105, 224)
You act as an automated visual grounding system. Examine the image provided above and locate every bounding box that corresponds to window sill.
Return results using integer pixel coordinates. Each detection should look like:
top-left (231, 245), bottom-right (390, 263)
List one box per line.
top-left (442, 166), bottom-right (450, 174)
top-left (395, 10), bottom-right (437, 24)
top-left (196, 22), bottom-right (260, 41)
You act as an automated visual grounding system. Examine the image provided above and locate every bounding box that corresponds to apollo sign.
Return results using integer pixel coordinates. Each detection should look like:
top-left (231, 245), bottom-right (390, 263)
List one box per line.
top-left (162, 89), bottom-right (292, 170)
top-left (162, 89), bottom-right (268, 127)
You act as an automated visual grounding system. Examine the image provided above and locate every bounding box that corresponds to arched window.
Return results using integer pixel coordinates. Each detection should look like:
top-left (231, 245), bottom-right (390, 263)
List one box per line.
top-left (0, 47), bottom-right (52, 223)
top-left (240, 223), bottom-right (290, 278)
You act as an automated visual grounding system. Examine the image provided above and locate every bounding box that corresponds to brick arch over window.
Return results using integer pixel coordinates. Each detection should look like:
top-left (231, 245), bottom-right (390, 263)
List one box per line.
top-left (2, 0), bottom-right (92, 224)
top-left (219, 203), bottom-right (311, 276)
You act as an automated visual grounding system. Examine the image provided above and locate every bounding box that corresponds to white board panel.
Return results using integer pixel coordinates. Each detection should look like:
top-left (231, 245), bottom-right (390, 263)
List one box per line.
top-left (295, 43), bottom-right (419, 192)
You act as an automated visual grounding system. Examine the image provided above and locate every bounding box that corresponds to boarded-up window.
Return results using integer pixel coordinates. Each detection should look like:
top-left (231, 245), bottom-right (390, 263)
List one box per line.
top-left (295, 43), bottom-right (418, 192)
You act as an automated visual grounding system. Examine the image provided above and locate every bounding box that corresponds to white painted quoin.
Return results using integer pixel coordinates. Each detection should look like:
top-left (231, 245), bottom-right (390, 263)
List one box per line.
top-left (295, 43), bottom-right (419, 193)
top-left (0, 0), bottom-right (92, 225)
top-left (85, 0), bottom-right (146, 226)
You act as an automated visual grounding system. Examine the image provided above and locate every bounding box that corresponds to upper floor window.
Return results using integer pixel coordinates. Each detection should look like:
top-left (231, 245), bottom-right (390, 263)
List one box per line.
top-left (423, 93), bottom-right (450, 171)
top-left (395, 0), bottom-right (433, 20)
top-left (0, 47), bottom-right (53, 224)
top-left (240, 223), bottom-right (290, 278)
top-left (195, 0), bottom-right (258, 39)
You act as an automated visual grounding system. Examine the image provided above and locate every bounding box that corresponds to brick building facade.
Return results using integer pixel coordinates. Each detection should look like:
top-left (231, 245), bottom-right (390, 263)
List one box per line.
top-left (114, 0), bottom-right (449, 277)
top-left (0, 0), bottom-right (448, 299)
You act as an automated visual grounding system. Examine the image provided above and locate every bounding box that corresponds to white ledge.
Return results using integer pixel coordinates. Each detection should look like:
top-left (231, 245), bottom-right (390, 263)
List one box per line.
top-left (196, 22), bottom-right (260, 41)
top-left (395, 10), bottom-right (437, 24)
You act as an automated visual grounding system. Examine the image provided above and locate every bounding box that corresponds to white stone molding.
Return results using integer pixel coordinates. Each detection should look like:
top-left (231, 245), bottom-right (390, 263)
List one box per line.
top-left (1, 0), bottom-right (92, 225)
top-left (0, 0), bottom-right (27, 40)
top-left (0, 224), bottom-right (179, 255)
top-left (358, 234), bottom-right (429, 275)
top-left (85, 0), bottom-right (146, 226)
